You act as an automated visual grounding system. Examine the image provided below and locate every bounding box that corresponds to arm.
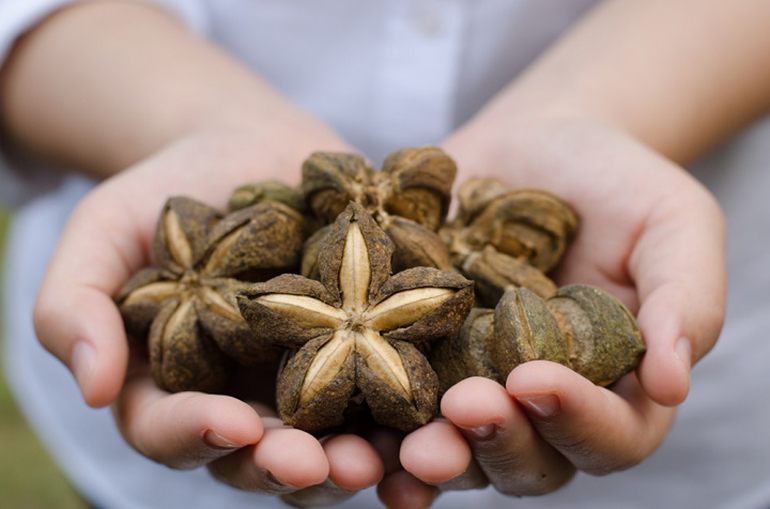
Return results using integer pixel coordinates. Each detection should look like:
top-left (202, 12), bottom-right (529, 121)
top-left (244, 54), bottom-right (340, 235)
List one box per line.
top-left (389, 0), bottom-right (769, 502)
top-left (1, 1), bottom-right (381, 503)
top-left (475, 0), bottom-right (770, 165)
top-left (0, 0), bottom-right (341, 177)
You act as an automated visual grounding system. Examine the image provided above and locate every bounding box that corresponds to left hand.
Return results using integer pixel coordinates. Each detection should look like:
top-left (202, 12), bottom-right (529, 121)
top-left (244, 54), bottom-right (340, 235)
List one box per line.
top-left (378, 114), bottom-right (726, 507)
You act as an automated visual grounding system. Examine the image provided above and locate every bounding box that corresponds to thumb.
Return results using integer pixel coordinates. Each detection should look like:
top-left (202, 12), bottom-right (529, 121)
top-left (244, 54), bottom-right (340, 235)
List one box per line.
top-left (33, 193), bottom-right (146, 407)
top-left (631, 182), bottom-right (726, 406)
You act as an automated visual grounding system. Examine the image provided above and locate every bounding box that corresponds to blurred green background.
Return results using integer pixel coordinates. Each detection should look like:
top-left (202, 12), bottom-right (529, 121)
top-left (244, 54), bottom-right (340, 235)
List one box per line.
top-left (0, 208), bottom-right (87, 508)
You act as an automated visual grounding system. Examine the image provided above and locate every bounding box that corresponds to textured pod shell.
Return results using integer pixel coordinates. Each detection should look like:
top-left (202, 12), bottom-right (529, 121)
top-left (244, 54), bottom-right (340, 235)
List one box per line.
top-left (492, 288), bottom-right (570, 376)
top-left (381, 146), bottom-right (457, 231)
top-left (203, 202), bottom-right (306, 278)
top-left (385, 217), bottom-right (454, 273)
top-left (300, 224), bottom-right (332, 280)
top-left (430, 308), bottom-right (499, 395)
top-left (461, 247), bottom-right (558, 307)
top-left (155, 197), bottom-right (222, 272)
top-left (227, 180), bottom-right (306, 213)
top-left (301, 152), bottom-right (374, 223)
top-left (317, 202), bottom-right (394, 303)
top-left (375, 266), bottom-right (475, 345)
top-left (148, 300), bottom-right (234, 392)
top-left (467, 190), bottom-right (578, 273)
top-left (456, 176), bottom-right (509, 226)
top-left (546, 285), bottom-right (645, 386)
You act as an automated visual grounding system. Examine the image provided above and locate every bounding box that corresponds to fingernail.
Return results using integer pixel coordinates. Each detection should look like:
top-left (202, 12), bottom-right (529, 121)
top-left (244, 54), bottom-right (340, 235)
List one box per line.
top-left (676, 337), bottom-right (692, 373)
top-left (265, 470), bottom-right (301, 490)
top-left (203, 430), bottom-right (240, 450)
top-left (462, 423), bottom-right (497, 440)
top-left (71, 342), bottom-right (95, 392)
top-left (518, 395), bottom-right (560, 418)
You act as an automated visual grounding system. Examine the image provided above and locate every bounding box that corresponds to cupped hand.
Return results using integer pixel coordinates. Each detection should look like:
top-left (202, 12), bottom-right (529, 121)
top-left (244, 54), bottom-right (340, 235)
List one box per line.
top-left (384, 115), bottom-right (726, 505)
top-left (32, 123), bottom-right (385, 504)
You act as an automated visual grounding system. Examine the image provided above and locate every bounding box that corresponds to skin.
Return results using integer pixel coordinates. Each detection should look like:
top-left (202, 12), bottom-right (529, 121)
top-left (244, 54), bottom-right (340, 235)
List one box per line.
top-left (2, 0), bottom-right (769, 506)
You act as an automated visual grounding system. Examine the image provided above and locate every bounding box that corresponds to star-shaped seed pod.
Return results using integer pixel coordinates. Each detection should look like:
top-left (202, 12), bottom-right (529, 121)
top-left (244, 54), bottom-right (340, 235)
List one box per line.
top-left (238, 202), bottom-right (474, 432)
top-left (116, 197), bottom-right (306, 392)
top-left (300, 147), bottom-right (456, 273)
top-left (430, 285), bottom-right (646, 395)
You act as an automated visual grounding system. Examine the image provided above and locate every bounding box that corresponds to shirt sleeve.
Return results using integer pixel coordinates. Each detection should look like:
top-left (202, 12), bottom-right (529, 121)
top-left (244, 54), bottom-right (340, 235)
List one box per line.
top-left (0, 0), bottom-right (210, 208)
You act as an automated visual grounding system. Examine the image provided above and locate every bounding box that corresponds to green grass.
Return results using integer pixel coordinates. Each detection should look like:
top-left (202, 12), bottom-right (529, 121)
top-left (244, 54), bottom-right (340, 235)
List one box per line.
top-left (0, 209), bottom-right (88, 509)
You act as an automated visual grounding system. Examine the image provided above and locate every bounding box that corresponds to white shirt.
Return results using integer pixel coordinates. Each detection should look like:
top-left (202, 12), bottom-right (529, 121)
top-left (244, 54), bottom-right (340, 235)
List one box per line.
top-left (2, 1), bottom-right (769, 508)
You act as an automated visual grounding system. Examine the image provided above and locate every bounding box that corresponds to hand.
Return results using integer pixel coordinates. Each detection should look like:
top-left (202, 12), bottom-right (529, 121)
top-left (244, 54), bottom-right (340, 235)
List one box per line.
top-left (32, 124), bottom-right (385, 505)
top-left (380, 115), bottom-right (726, 505)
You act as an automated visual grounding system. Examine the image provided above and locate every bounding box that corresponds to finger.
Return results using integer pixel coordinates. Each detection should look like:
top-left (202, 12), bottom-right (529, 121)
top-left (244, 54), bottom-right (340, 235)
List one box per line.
top-left (281, 434), bottom-right (384, 507)
top-left (377, 470), bottom-right (437, 509)
top-left (33, 191), bottom-right (152, 407)
top-left (368, 429), bottom-right (439, 509)
top-left (508, 361), bottom-right (675, 475)
top-left (208, 418), bottom-right (329, 495)
top-left (399, 419), bottom-right (487, 490)
top-left (112, 362), bottom-right (263, 469)
top-left (364, 427), bottom-right (405, 474)
top-left (441, 377), bottom-right (575, 495)
top-left (631, 181), bottom-right (726, 406)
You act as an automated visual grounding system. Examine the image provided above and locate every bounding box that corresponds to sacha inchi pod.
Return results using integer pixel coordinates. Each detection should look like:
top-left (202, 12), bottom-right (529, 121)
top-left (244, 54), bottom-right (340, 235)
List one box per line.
top-left (116, 197), bottom-right (306, 392)
top-left (430, 285), bottom-right (646, 394)
top-left (300, 147), bottom-right (457, 274)
top-left (238, 202), bottom-right (474, 432)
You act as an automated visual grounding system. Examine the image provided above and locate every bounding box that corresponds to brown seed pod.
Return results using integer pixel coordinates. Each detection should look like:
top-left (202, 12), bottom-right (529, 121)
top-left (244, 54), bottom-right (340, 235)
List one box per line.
top-left (301, 147), bottom-right (456, 232)
top-left (302, 212), bottom-right (454, 277)
top-left (456, 176), bottom-right (509, 226)
top-left (546, 284), bottom-right (646, 386)
top-left (381, 146), bottom-right (457, 230)
top-left (116, 198), bottom-right (306, 392)
top-left (460, 246), bottom-right (558, 306)
top-left (384, 217), bottom-right (454, 273)
top-left (301, 152), bottom-right (375, 224)
top-left (429, 285), bottom-right (646, 393)
top-left (466, 189), bottom-right (578, 273)
top-left (491, 287), bottom-right (571, 376)
top-left (238, 202), bottom-right (474, 432)
top-left (430, 308), bottom-right (498, 395)
top-left (300, 224), bottom-right (332, 280)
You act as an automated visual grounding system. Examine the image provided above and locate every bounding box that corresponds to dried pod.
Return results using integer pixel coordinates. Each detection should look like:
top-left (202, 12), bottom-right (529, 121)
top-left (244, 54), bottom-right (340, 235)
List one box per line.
top-left (302, 152), bottom-right (374, 223)
top-left (117, 198), bottom-right (306, 392)
top-left (300, 148), bottom-right (458, 273)
top-left (227, 180), bottom-right (306, 213)
top-left (429, 284), bottom-right (646, 394)
top-left (301, 147), bottom-right (456, 234)
top-left (460, 246), bottom-right (557, 306)
top-left (430, 308), bottom-right (498, 394)
top-left (300, 224), bottom-right (332, 280)
top-left (546, 285), bottom-right (645, 386)
top-left (491, 288), bottom-right (571, 376)
top-left (381, 146), bottom-right (457, 230)
top-left (466, 189), bottom-right (578, 273)
top-left (456, 176), bottom-right (509, 226)
top-left (384, 217), bottom-right (454, 273)
top-left (238, 202), bottom-right (474, 432)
